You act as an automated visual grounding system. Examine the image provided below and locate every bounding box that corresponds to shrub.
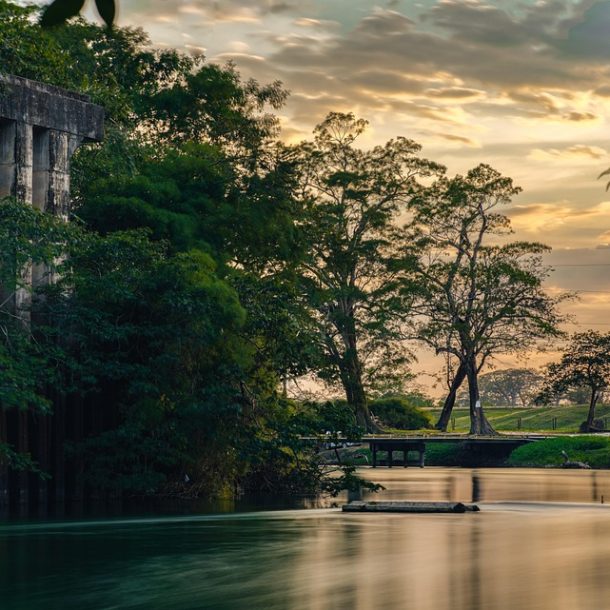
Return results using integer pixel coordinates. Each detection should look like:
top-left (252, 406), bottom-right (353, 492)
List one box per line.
top-left (508, 436), bottom-right (610, 468)
top-left (369, 397), bottom-right (432, 430)
top-left (293, 400), bottom-right (361, 438)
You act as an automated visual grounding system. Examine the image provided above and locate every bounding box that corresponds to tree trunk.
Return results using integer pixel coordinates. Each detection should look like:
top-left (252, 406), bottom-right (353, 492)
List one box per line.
top-left (466, 357), bottom-right (496, 435)
top-left (337, 317), bottom-right (382, 434)
top-left (584, 388), bottom-right (599, 432)
top-left (435, 361), bottom-right (467, 431)
top-left (343, 364), bottom-right (381, 433)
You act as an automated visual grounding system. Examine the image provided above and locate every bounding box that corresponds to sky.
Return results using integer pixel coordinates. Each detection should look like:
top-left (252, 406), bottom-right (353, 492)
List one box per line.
top-left (98, 0), bottom-right (610, 391)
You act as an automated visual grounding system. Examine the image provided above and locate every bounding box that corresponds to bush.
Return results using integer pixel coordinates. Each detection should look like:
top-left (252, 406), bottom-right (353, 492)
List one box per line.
top-left (508, 436), bottom-right (610, 468)
top-left (293, 400), bottom-right (361, 438)
top-left (369, 397), bottom-right (432, 430)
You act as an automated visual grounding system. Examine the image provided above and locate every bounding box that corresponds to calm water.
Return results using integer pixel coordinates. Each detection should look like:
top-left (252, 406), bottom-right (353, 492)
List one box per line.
top-left (3, 468), bottom-right (610, 609)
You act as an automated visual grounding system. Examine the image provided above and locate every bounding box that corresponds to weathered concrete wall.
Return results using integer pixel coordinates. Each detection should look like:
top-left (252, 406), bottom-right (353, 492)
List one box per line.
top-left (0, 74), bottom-right (104, 215)
top-left (0, 75), bottom-right (104, 142)
top-left (0, 75), bottom-right (104, 512)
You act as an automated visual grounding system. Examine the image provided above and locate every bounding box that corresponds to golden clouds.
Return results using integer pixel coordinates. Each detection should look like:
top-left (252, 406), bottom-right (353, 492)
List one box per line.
top-left (528, 145), bottom-right (608, 162)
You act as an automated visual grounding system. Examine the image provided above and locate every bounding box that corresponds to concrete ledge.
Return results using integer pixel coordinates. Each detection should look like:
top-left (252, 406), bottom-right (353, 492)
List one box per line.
top-left (0, 74), bottom-right (104, 141)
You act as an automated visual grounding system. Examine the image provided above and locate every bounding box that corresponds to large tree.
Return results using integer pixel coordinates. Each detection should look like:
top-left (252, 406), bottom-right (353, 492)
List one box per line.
top-left (410, 164), bottom-right (566, 434)
top-left (292, 113), bottom-right (444, 431)
top-left (538, 331), bottom-right (610, 432)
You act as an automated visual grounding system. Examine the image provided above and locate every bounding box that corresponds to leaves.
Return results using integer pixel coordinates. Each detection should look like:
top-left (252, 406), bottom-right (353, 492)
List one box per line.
top-left (598, 167), bottom-right (610, 191)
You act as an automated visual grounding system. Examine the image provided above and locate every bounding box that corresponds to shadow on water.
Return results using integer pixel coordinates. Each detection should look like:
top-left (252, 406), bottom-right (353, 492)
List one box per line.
top-left (3, 468), bottom-right (610, 610)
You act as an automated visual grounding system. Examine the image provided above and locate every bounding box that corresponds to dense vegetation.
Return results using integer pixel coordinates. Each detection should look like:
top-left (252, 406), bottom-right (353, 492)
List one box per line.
top-left (1, 0), bottom-right (600, 503)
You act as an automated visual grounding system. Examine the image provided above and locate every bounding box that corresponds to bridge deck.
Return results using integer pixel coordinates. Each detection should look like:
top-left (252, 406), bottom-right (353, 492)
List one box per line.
top-left (365, 435), bottom-right (545, 468)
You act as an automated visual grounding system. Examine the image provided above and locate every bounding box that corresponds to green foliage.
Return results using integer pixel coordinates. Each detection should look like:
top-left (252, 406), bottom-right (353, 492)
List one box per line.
top-left (292, 112), bottom-right (444, 429)
top-left (537, 331), bottom-right (610, 430)
top-left (508, 436), bottom-right (610, 468)
top-left (410, 164), bottom-right (567, 433)
top-left (0, 198), bottom-right (73, 415)
top-left (292, 400), bottom-right (362, 439)
top-left (0, 442), bottom-right (50, 477)
top-left (457, 368), bottom-right (543, 407)
top-left (321, 465), bottom-right (384, 497)
top-left (0, 1), bottom-right (73, 84)
top-left (369, 397), bottom-right (432, 430)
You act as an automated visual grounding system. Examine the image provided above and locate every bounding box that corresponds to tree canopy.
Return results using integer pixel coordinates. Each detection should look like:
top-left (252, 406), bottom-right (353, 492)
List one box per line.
top-left (409, 164), bottom-right (567, 433)
top-left (538, 331), bottom-right (610, 432)
top-left (291, 112), bottom-right (443, 430)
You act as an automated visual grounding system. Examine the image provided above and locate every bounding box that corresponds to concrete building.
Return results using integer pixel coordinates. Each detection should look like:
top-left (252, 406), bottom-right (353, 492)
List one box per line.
top-left (0, 74), bottom-right (104, 214)
top-left (0, 74), bottom-right (104, 511)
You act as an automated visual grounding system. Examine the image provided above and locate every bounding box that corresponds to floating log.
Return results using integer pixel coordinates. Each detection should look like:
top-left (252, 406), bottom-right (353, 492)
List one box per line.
top-left (342, 501), bottom-right (480, 513)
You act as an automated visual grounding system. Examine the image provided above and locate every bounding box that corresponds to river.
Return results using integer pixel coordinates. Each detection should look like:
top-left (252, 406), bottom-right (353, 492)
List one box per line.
top-left (2, 467), bottom-right (610, 609)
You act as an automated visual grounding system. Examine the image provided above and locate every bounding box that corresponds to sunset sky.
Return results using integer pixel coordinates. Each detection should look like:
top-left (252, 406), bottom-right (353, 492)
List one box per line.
top-left (90, 0), bottom-right (610, 389)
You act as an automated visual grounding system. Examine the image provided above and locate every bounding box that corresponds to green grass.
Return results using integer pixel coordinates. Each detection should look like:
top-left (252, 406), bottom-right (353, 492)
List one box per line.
top-left (326, 435), bottom-right (610, 469)
top-left (423, 404), bottom-right (610, 433)
top-left (508, 436), bottom-right (610, 468)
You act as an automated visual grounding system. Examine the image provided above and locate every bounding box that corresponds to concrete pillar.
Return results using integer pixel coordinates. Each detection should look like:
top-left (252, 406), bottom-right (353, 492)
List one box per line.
top-left (0, 119), bottom-right (16, 197)
top-left (48, 131), bottom-right (80, 220)
top-left (13, 122), bottom-right (33, 324)
top-left (32, 127), bottom-right (50, 211)
top-left (14, 121), bottom-right (33, 204)
top-left (32, 127), bottom-right (50, 288)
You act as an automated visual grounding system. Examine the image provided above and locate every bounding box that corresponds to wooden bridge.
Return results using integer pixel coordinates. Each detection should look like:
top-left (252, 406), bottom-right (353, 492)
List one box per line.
top-left (366, 434), bottom-right (549, 468)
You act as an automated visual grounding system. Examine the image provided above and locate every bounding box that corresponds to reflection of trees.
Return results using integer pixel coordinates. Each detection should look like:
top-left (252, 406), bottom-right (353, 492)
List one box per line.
top-left (467, 520), bottom-right (482, 610)
top-left (471, 471), bottom-right (482, 503)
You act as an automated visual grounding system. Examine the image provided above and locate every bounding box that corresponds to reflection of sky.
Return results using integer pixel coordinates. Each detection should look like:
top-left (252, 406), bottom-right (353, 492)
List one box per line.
top-left (81, 0), bottom-right (610, 383)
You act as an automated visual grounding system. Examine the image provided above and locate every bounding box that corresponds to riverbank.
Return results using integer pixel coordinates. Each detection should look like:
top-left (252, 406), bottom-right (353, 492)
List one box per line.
top-left (324, 436), bottom-right (610, 469)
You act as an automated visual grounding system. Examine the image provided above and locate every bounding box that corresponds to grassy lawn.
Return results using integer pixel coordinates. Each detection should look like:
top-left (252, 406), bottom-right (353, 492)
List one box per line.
top-left (322, 405), bottom-right (610, 469)
top-left (422, 404), bottom-right (610, 433)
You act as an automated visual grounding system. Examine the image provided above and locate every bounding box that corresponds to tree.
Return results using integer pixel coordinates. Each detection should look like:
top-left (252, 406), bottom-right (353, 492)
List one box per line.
top-left (410, 164), bottom-right (567, 434)
top-left (38, 229), bottom-right (252, 493)
top-left (0, 198), bottom-right (73, 409)
top-left (538, 331), bottom-right (610, 432)
top-left (292, 113), bottom-right (444, 431)
top-left (476, 368), bottom-right (543, 407)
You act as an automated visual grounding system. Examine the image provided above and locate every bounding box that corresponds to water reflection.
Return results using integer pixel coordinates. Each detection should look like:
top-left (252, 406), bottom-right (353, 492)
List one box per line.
top-left (3, 468), bottom-right (610, 609)
top-left (360, 467), bottom-right (610, 504)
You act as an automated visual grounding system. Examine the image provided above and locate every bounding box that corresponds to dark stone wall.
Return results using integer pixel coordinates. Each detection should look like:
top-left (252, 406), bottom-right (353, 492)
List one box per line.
top-left (0, 74), bottom-right (104, 142)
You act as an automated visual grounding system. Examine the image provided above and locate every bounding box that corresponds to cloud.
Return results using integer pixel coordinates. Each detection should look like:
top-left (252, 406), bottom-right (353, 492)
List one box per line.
top-left (508, 201), bottom-right (610, 243)
top-left (564, 111), bottom-right (598, 122)
top-left (594, 85), bottom-right (610, 97)
top-left (436, 133), bottom-right (481, 147)
top-left (426, 87), bottom-right (485, 100)
top-left (293, 17), bottom-right (340, 30)
top-left (528, 144), bottom-right (608, 162)
top-left (556, 1), bottom-right (610, 61)
top-left (509, 202), bottom-right (578, 232)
